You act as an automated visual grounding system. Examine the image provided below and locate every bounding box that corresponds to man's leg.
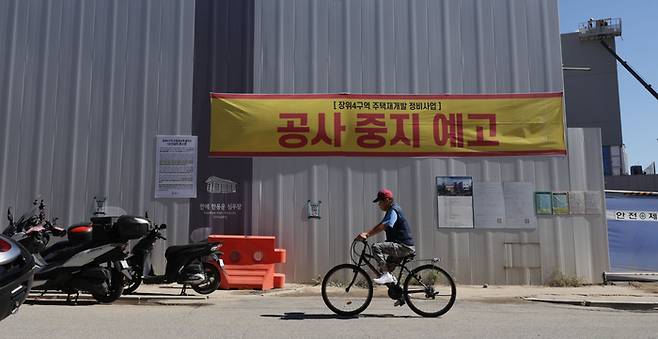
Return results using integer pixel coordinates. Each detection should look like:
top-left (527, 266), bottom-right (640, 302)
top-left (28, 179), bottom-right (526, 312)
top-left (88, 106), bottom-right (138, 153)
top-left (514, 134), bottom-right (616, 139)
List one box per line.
top-left (386, 244), bottom-right (415, 271)
top-left (372, 242), bottom-right (408, 285)
top-left (372, 242), bottom-right (398, 273)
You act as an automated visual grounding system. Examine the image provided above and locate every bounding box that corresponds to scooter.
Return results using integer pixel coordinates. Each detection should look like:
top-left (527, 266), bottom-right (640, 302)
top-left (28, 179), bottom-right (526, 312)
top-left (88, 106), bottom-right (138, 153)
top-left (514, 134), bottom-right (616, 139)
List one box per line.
top-left (5, 203), bottom-right (148, 303)
top-left (123, 223), bottom-right (223, 295)
top-left (31, 237), bottom-right (130, 303)
top-left (0, 235), bottom-right (35, 321)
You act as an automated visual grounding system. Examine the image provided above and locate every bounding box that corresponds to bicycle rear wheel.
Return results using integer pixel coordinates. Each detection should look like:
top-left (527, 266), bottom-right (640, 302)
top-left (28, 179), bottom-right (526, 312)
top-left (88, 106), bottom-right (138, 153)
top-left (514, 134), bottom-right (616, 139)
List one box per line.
top-left (403, 264), bottom-right (456, 317)
top-left (321, 264), bottom-right (373, 316)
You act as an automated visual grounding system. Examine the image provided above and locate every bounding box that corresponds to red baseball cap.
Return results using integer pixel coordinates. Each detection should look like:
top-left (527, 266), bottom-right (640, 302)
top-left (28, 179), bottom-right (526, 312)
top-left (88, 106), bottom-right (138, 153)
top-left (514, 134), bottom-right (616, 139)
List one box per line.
top-left (373, 189), bottom-right (394, 203)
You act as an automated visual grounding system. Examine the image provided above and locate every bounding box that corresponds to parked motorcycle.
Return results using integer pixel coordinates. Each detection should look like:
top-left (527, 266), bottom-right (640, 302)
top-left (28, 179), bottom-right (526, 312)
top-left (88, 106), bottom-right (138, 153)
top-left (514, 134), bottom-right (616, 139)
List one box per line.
top-left (123, 222), bottom-right (223, 295)
top-left (0, 235), bottom-right (35, 321)
top-left (3, 201), bottom-right (66, 254)
top-left (5, 203), bottom-right (150, 303)
top-left (2, 200), bottom-right (46, 237)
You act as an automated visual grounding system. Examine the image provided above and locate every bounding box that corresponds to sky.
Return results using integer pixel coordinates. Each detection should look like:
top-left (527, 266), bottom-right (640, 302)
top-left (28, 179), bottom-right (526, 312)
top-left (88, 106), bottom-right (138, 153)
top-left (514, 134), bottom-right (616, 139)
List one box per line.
top-left (559, 0), bottom-right (658, 170)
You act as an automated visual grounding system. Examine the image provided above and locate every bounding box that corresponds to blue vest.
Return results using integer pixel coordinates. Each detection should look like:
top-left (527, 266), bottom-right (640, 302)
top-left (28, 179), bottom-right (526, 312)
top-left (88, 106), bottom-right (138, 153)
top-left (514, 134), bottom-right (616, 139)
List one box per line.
top-left (384, 204), bottom-right (415, 246)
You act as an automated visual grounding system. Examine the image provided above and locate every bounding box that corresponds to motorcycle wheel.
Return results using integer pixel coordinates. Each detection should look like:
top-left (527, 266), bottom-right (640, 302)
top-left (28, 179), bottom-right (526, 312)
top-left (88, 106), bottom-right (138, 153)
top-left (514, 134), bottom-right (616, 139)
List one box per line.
top-left (92, 267), bottom-right (125, 303)
top-left (123, 275), bottom-right (142, 295)
top-left (191, 263), bottom-right (221, 295)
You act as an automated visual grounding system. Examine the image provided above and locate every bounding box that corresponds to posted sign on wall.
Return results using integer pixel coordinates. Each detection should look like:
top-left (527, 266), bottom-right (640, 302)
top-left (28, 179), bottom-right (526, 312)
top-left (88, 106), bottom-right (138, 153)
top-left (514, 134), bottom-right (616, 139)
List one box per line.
top-left (155, 135), bottom-right (197, 198)
top-left (210, 93), bottom-right (566, 157)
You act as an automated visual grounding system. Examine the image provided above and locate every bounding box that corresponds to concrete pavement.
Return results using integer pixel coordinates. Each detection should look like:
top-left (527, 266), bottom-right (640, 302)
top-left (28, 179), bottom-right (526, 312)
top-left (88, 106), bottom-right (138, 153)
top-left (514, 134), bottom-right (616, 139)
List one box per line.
top-left (25, 281), bottom-right (658, 310)
top-left (5, 282), bottom-right (658, 339)
top-left (262, 282), bottom-right (658, 310)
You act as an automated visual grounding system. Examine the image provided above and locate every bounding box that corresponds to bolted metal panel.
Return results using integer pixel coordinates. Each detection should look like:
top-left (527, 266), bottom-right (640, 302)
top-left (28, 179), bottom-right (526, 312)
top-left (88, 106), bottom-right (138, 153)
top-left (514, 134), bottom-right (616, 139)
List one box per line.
top-left (250, 0), bottom-right (607, 284)
top-left (0, 0), bottom-right (196, 273)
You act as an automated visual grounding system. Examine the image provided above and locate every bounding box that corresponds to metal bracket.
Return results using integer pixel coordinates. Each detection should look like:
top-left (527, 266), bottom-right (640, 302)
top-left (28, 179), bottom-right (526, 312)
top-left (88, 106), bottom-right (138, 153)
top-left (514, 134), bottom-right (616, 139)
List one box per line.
top-left (306, 200), bottom-right (322, 219)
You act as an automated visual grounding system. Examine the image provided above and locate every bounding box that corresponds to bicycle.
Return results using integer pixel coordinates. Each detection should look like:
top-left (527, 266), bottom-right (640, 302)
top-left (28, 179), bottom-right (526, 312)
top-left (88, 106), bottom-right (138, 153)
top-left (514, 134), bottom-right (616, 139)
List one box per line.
top-left (321, 239), bottom-right (456, 317)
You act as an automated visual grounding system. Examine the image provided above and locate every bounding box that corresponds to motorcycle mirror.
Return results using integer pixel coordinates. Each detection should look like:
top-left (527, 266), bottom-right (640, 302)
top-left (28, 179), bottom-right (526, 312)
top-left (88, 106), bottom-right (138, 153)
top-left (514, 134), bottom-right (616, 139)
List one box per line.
top-left (145, 211), bottom-right (149, 219)
top-left (159, 224), bottom-right (167, 230)
top-left (7, 207), bottom-right (13, 224)
top-left (38, 200), bottom-right (46, 221)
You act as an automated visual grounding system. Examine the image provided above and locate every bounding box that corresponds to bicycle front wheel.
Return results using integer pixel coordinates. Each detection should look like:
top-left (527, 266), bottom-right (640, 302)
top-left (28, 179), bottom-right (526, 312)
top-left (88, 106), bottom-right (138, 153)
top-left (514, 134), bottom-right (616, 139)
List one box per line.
top-left (321, 264), bottom-right (373, 316)
top-left (403, 264), bottom-right (456, 317)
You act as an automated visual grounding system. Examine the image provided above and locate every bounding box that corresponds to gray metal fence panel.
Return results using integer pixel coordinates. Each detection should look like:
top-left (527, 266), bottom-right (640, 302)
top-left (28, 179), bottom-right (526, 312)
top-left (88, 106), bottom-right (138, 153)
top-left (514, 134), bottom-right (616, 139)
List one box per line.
top-left (250, 0), bottom-right (607, 284)
top-left (0, 0), bottom-right (195, 274)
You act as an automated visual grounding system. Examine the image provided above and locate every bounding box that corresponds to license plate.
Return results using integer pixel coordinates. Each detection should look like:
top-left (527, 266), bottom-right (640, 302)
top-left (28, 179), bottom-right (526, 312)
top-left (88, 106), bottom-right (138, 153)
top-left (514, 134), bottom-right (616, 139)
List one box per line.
top-left (119, 260), bottom-right (129, 269)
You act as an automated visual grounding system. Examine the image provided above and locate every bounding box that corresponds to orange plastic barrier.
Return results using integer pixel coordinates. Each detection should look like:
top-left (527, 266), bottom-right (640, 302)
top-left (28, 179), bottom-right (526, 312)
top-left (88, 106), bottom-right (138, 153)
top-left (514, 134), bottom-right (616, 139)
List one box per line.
top-left (208, 235), bottom-right (286, 290)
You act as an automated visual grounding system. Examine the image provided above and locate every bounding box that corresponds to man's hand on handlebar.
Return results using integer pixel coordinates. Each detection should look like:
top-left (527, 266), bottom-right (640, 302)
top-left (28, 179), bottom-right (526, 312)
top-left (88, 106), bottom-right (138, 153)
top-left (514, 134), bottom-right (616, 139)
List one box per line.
top-left (356, 232), bottom-right (368, 241)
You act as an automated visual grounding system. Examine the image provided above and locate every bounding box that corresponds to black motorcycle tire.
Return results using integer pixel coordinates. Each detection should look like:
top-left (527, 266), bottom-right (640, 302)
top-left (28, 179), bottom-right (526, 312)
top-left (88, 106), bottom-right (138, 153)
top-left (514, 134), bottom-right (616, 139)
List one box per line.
top-left (191, 263), bottom-right (221, 295)
top-left (123, 275), bottom-right (142, 295)
top-left (92, 267), bottom-right (125, 303)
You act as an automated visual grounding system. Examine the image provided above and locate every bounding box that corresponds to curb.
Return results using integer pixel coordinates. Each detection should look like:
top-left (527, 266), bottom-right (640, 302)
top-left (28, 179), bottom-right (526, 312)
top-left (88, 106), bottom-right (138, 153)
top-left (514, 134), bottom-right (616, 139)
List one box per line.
top-left (524, 297), bottom-right (658, 310)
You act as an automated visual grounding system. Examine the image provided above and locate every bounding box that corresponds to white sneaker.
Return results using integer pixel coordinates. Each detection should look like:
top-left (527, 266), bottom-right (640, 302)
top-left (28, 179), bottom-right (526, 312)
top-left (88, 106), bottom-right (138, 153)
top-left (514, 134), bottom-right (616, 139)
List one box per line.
top-left (373, 272), bottom-right (397, 284)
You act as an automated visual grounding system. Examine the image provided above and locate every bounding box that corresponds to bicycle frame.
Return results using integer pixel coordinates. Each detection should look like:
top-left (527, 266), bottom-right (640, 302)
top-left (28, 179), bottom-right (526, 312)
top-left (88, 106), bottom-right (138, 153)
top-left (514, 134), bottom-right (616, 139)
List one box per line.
top-left (348, 239), bottom-right (427, 295)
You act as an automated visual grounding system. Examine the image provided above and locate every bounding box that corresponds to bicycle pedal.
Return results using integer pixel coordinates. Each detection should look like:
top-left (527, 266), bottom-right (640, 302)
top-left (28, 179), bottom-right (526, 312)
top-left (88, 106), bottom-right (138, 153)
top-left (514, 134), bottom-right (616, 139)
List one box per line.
top-left (394, 299), bottom-right (405, 307)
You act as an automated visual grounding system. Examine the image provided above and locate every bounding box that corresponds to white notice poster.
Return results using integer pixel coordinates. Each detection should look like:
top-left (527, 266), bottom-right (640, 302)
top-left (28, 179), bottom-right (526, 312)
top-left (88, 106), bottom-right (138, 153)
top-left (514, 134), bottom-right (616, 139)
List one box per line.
top-left (473, 182), bottom-right (506, 228)
top-left (155, 135), bottom-right (197, 198)
top-left (569, 191), bottom-right (586, 215)
top-left (436, 176), bottom-right (474, 228)
top-left (503, 182), bottom-right (537, 228)
top-left (585, 191), bottom-right (603, 214)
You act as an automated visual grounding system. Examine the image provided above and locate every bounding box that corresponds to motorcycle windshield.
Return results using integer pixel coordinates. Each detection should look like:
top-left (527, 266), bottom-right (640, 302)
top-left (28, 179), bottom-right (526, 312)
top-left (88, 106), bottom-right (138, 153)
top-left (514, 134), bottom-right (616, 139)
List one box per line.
top-left (2, 204), bottom-right (38, 236)
top-left (99, 206), bottom-right (128, 217)
top-left (14, 205), bottom-right (40, 233)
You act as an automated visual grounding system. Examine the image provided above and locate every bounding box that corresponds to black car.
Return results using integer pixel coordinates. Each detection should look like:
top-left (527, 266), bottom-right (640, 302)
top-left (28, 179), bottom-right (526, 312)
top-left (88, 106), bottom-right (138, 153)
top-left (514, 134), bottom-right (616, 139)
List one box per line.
top-left (0, 235), bottom-right (35, 321)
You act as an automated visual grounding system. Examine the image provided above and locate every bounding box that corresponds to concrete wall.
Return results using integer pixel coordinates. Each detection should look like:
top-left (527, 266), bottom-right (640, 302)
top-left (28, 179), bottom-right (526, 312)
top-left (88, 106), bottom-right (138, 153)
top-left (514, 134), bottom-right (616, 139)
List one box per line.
top-left (561, 32), bottom-right (622, 146)
top-left (605, 175), bottom-right (658, 192)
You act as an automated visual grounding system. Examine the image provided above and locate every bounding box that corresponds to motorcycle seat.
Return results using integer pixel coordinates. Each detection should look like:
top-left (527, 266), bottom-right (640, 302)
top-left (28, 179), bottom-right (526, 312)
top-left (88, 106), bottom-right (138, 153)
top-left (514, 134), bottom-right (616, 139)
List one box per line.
top-left (41, 241), bottom-right (93, 264)
top-left (40, 240), bottom-right (76, 258)
top-left (165, 243), bottom-right (212, 259)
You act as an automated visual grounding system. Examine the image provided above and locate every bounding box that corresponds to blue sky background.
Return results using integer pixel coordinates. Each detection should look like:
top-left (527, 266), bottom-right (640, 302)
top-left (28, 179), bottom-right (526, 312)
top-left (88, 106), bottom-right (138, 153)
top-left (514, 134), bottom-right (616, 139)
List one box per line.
top-left (559, 0), bottom-right (658, 170)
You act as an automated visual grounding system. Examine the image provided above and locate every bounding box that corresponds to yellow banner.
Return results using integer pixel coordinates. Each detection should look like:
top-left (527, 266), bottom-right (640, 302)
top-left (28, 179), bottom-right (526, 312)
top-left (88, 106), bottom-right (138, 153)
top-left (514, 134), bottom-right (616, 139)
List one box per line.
top-left (210, 93), bottom-right (566, 157)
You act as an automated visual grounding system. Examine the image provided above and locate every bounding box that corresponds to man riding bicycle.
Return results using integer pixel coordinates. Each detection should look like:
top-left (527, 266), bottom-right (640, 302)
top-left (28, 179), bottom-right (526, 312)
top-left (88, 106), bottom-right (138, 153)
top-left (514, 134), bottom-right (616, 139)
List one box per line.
top-left (356, 189), bottom-right (415, 285)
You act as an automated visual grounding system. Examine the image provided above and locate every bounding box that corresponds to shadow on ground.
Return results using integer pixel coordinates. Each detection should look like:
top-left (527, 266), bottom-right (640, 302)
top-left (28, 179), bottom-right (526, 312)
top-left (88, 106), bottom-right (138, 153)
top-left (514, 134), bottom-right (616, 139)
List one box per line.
top-left (261, 312), bottom-right (421, 320)
top-left (25, 299), bottom-right (98, 306)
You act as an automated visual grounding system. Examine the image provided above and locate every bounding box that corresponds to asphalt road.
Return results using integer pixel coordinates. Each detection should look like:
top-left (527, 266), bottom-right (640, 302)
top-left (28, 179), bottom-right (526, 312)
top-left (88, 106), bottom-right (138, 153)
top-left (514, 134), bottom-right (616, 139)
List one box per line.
top-left (3, 290), bottom-right (658, 339)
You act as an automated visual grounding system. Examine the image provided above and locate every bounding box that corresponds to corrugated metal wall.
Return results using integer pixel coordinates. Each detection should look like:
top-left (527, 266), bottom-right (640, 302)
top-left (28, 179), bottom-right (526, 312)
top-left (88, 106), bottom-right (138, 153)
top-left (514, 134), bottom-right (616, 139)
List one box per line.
top-left (0, 0), bottom-right (609, 284)
top-left (250, 0), bottom-right (608, 284)
top-left (254, 0), bottom-right (562, 93)
top-left (0, 0), bottom-right (196, 273)
top-left (251, 129), bottom-right (608, 284)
